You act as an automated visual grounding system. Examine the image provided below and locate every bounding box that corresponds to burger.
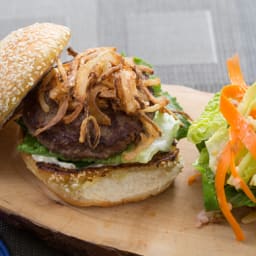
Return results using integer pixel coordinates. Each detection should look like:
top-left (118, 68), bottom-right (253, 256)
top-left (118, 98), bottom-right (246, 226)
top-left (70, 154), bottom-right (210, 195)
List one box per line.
top-left (0, 23), bottom-right (190, 206)
top-left (188, 55), bottom-right (256, 240)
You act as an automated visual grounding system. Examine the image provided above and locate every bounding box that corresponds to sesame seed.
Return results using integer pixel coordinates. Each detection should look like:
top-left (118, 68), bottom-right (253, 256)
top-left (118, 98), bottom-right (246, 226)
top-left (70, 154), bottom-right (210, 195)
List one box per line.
top-left (0, 23), bottom-right (71, 125)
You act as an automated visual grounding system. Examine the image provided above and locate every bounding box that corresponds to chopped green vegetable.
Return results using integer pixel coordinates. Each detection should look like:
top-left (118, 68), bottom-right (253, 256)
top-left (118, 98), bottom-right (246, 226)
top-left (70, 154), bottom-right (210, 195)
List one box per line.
top-left (225, 185), bottom-right (256, 208)
top-left (194, 147), bottom-right (256, 211)
top-left (120, 51), bottom-right (126, 57)
top-left (238, 82), bottom-right (256, 116)
top-left (152, 84), bottom-right (162, 96)
top-left (162, 91), bottom-right (191, 139)
top-left (205, 126), bottom-right (229, 171)
top-left (133, 56), bottom-right (152, 68)
top-left (236, 152), bottom-right (256, 184)
top-left (194, 148), bottom-right (219, 211)
top-left (187, 93), bottom-right (226, 145)
top-left (18, 133), bottom-right (61, 158)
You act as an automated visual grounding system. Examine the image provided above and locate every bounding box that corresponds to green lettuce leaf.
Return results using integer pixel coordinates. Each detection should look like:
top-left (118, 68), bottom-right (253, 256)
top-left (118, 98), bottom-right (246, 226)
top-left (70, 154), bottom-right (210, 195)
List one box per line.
top-left (238, 82), bottom-right (256, 116)
top-left (163, 92), bottom-right (191, 140)
top-left (187, 93), bottom-right (226, 145)
top-left (18, 133), bottom-right (62, 158)
top-left (237, 152), bottom-right (256, 184)
top-left (194, 148), bottom-right (219, 211)
top-left (205, 126), bottom-right (229, 172)
top-left (194, 147), bottom-right (256, 211)
top-left (151, 83), bottom-right (162, 96)
top-left (133, 56), bottom-right (153, 68)
top-left (225, 185), bottom-right (256, 208)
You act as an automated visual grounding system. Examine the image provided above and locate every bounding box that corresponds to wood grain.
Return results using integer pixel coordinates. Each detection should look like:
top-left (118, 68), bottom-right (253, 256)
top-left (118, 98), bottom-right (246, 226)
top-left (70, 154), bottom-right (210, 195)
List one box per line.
top-left (0, 85), bottom-right (255, 256)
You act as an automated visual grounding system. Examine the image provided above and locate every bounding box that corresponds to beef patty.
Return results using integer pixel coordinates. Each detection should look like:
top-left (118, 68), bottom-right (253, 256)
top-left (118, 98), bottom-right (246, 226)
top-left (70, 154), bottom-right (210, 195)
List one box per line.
top-left (22, 88), bottom-right (143, 160)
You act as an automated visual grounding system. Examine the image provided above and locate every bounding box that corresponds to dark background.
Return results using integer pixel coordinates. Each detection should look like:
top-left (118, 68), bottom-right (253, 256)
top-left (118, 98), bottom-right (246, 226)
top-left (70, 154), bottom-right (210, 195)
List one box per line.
top-left (1, 0), bottom-right (256, 255)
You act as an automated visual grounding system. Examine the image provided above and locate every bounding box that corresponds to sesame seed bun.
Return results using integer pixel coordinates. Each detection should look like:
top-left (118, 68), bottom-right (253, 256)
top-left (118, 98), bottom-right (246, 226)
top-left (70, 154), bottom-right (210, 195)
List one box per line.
top-left (21, 151), bottom-right (182, 207)
top-left (0, 23), bottom-right (71, 128)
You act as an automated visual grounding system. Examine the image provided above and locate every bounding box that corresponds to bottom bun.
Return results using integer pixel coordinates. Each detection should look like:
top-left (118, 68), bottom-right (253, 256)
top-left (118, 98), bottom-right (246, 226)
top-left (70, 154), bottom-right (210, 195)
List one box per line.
top-left (21, 151), bottom-right (182, 207)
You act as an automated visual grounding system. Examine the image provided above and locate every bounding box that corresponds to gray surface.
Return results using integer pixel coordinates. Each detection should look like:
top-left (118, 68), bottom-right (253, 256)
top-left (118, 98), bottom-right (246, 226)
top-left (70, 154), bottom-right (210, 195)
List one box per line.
top-left (97, 0), bottom-right (246, 91)
top-left (126, 11), bottom-right (217, 65)
top-left (1, 0), bottom-right (256, 255)
top-left (1, 0), bottom-right (256, 92)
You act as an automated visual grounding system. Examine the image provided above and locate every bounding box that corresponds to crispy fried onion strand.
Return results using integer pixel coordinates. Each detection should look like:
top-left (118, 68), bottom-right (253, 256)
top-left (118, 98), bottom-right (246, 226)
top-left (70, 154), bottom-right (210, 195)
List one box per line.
top-left (49, 70), bottom-right (68, 101)
top-left (172, 109), bottom-right (193, 121)
top-left (37, 47), bottom-right (177, 151)
top-left (74, 50), bottom-right (121, 103)
top-left (67, 47), bottom-right (78, 57)
top-left (34, 97), bottom-right (69, 136)
top-left (136, 64), bottom-right (154, 74)
top-left (97, 64), bottom-right (122, 83)
top-left (63, 102), bottom-right (83, 124)
top-left (38, 70), bottom-right (55, 112)
top-left (142, 103), bottom-right (162, 113)
top-left (49, 59), bottom-right (69, 101)
top-left (115, 69), bottom-right (140, 114)
top-left (57, 58), bottom-right (68, 86)
top-left (79, 115), bottom-right (101, 148)
top-left (142, 77), bottom-right (161, 87)
top-left (87, 85), bottom-right (111, 125)
top-left (140, 86), bottom-right (170, 112)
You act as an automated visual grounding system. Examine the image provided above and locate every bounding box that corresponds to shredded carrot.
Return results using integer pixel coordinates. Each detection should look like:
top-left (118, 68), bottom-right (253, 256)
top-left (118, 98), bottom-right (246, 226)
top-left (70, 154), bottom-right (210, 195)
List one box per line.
top-left (215, 143), bottom-right (245, 241)
top-left (187, 173), bottom-right (201, 185)
top-left (227, 54), bottom-right (247, 90)
top-left (220, 86), bottom-right (256, 159)
top-left (249, 108), bottom-right (256, 119)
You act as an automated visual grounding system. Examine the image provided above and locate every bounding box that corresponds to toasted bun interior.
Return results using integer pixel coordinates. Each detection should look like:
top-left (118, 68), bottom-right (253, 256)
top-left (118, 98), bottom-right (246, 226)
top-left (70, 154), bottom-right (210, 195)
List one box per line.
top-left (21, 153), bottom-right (182, 207)
top-left (0, 23), bottom-right (71, 128)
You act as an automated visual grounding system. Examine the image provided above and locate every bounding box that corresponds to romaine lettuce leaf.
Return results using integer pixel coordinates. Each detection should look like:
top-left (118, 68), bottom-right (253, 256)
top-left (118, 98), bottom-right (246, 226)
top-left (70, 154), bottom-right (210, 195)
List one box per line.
top-left (187, 93), bottom-right (226, 145)
top-left (194, 148), bottom-right (219, 211)
top-left (161, 91), bottom-right (191, 140)
top-left (238, 83), bottom-right (256, 116)
top-left (225, 185), bottom-right (256, 208)
top-left (194, 147), bottom-right (256, 211)
top-left (205, 126), bottom-right (229, 172)
top-left (151, 83), bottom-right (162, 96)
top-left (237, 152), bottom-right (256, 184)
top-left (133, 56), bottom-right (153, 68)
top-left (18, 133), bottom-right (62, 158)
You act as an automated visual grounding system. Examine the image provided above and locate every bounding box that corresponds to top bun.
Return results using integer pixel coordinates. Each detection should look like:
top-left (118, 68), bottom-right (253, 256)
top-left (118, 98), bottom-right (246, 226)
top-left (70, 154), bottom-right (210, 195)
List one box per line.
top-left (0, 23), bottom-right (71, 128)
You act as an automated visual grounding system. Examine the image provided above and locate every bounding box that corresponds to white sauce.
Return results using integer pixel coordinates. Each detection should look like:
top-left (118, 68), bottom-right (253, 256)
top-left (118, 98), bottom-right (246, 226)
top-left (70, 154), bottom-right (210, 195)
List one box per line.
top-left (32, 155), bottom-right (76, 169)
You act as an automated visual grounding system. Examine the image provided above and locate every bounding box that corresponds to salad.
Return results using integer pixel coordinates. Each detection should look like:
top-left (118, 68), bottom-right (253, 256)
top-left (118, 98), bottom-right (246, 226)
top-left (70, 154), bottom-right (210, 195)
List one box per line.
top-left (188, 55), bottom-right (256, 241)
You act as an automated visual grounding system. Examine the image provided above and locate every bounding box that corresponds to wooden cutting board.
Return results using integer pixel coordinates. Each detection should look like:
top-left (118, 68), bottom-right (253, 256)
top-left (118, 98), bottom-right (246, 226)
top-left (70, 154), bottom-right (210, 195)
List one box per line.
top-left (0, 85), bottom-right (255, 256)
